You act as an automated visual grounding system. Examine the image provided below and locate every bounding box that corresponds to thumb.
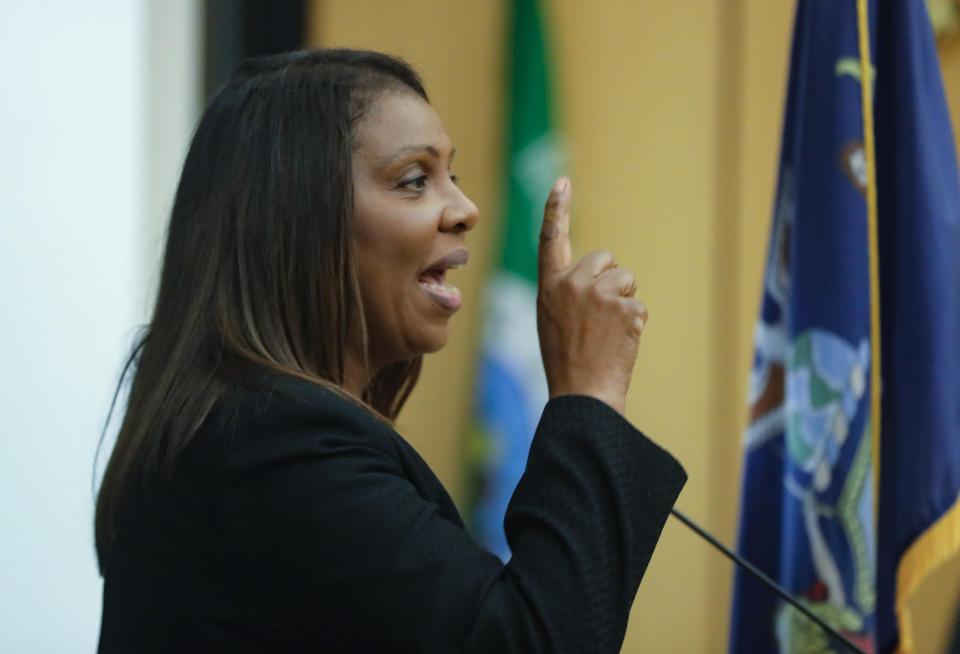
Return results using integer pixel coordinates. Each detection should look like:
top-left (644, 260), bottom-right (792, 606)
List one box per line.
top-left (538, 177), bottom-right (572, 278)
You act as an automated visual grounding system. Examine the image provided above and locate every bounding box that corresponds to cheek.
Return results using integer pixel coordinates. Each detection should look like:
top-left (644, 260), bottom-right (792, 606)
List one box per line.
top-left (351, 193), bottom-right (447, 343)
top-left (354, 205), bottom-right (438, 279)
top-left (353, 213), bottom-right (431, 318)
top-left (354, 227), bottom-right (419, 297)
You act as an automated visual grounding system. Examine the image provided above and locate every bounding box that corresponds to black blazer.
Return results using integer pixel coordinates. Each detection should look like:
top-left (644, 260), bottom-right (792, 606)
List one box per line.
top-left (98, 374), bottom-right (686, 653)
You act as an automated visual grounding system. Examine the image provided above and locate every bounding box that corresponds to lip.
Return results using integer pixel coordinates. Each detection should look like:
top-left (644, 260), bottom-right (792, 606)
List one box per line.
top-left (419, 281), bottom-right (463, 312)
top-left (421, 248), bottom-right (469, 275)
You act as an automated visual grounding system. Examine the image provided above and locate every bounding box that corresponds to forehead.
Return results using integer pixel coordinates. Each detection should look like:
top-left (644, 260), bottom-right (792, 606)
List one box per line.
top-left (353, 91), bottom-right (451, 161)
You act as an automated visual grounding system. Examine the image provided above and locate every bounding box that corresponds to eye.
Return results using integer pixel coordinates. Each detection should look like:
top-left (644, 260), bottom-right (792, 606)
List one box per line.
top-left (398, 174), bottom-right (428, 191)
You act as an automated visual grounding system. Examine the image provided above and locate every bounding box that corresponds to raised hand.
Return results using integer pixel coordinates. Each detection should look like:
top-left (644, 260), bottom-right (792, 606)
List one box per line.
top-left (536, 177), bottom-right (648, 415)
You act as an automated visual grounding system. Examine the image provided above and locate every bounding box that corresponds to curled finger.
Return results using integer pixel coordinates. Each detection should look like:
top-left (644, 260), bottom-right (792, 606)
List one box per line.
top-left (620, 298), bottom-right (649, 337)
top-left (597, 268), bottom-right (637, 298)
top-left (577, 250), bottom-right (617, 278)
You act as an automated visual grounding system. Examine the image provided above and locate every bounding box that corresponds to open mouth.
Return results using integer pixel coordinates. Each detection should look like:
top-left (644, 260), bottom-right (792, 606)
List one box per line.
top-left (417, 250), bottom-right (468, 312)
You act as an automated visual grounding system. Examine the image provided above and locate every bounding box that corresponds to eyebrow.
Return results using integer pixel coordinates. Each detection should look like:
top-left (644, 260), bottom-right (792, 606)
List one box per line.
top-left (379, 144), bottom-right (456, 168)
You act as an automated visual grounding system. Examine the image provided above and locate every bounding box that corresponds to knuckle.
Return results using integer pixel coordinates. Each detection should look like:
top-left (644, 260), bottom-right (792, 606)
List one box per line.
top-left (615, 270), bottom-right (634, 290)
top-left (539, 220), bottom-right (559, 242)
top-left (594, 250), bottom-right (617, 268)
top-left (585, 248), bottom-right (607, 259)
top-left (583, 249), bottom-right (615, 266)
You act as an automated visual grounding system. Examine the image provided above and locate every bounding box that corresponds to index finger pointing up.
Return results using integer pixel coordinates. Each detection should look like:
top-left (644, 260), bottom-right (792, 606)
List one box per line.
top-left (539, 176), bottom-right (573, 277)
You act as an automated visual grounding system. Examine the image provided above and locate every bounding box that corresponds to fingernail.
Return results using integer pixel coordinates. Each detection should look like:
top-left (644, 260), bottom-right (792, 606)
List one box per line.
top-left (553, 177), bottom-right (566, 194)
top-left (559, 177), bottom-right (570, 194)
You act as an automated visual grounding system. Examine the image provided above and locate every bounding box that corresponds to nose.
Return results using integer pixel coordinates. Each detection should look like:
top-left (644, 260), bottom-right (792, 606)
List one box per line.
top-left (440, 186), bottom-right (480, 235)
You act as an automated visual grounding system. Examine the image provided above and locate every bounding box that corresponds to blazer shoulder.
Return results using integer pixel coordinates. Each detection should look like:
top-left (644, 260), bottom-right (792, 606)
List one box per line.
top-left (206, 373), bottom-right (397, 455)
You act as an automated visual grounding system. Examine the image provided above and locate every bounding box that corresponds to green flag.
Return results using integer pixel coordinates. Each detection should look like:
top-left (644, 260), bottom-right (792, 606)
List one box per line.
top-left (468, 0), bottom-right (562, 560)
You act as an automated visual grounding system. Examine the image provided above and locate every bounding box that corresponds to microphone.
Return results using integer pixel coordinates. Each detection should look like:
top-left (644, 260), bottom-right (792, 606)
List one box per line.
top-left (669, 508), bottom-right (868, 654)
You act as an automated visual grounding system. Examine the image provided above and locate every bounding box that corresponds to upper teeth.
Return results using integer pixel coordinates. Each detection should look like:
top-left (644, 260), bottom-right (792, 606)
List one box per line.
top-left (420, 280), bottom-right (458, 292)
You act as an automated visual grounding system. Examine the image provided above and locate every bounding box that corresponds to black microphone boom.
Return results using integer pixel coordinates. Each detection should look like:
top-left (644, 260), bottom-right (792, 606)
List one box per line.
top-left (669, 508), bottom-right (867, 654)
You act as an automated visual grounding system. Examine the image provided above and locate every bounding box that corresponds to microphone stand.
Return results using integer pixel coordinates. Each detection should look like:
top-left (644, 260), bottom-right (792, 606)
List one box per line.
top-left (670, 508), bottom-right (868, 654)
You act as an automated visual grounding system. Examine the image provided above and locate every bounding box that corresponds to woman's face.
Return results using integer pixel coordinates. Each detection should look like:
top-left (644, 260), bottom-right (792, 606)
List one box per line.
top-left (351, 91), bottom-right (479, 371)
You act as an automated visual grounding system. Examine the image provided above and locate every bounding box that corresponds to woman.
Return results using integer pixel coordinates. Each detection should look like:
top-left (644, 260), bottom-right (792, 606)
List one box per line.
top-left (96, 49), bottom-right (686, 653)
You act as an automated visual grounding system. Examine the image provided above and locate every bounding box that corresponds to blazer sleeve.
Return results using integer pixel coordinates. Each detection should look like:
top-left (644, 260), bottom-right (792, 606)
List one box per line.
top-left (220, 392), bottom-right (686, 653)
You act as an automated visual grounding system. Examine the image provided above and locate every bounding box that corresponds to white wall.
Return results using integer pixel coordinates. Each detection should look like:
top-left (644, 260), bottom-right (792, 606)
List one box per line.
top-left (0, 2), bottom-right (199, 651)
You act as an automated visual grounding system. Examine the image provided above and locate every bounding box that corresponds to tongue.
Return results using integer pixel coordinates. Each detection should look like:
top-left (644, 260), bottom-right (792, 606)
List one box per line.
top-left (418, 269), bottom-right (445, 285)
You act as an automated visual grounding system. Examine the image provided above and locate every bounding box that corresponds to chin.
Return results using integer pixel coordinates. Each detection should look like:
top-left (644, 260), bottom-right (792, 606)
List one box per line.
top-left (419, 330), bottom-right (450, 354)
top-left (412, 322), bottom-right (450, 355)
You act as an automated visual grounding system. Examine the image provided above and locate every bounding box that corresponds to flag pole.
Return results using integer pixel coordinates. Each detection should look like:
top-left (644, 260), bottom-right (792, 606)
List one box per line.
top-left (856, 0), bottom-right (881, 529)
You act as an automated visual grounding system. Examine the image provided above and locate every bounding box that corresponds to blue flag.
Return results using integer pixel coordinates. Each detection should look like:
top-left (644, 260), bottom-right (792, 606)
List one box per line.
top-left (731, 1), bottom-right (960, 652)
top-left (874, 1), bottom-right (960, 651)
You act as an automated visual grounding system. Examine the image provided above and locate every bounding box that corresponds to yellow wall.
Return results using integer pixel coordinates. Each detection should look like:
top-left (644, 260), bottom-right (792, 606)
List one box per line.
top-left (312, 0), bottom-right (507, 496)
top-left (311, 1), bottom-right (959, 651)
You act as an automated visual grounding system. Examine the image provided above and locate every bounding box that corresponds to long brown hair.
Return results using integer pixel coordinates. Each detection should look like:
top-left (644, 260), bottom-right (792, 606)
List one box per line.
top-left (95, 49), bottom-right (427, 567)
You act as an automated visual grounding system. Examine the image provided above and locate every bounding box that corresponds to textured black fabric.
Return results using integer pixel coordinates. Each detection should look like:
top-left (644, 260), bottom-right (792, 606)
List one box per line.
top-left (98, 375), bottom-right (686, 653)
